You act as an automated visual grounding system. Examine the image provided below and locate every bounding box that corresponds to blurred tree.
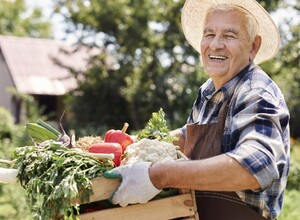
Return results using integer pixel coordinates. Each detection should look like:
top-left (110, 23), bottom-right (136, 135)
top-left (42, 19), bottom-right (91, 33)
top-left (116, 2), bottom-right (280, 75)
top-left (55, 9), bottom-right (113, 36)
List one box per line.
top-left (57, 0), bottom-right (206, 134)
top-left (257, 0), bottom-right (282, 10)
top-left (0, 0), bottom-right (51, 38)
top-left (53, 0), bottom-right (299, 137)
top-left (274, 24), bottom-right (300, 137)
top-left (261, 0), bottom-right (300, 137)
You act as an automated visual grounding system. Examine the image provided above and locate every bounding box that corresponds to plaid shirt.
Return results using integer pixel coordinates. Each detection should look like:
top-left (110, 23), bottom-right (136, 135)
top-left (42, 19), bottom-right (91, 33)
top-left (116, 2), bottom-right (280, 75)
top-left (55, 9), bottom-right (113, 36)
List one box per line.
top-left (182, 63), bottom-right (290, 219)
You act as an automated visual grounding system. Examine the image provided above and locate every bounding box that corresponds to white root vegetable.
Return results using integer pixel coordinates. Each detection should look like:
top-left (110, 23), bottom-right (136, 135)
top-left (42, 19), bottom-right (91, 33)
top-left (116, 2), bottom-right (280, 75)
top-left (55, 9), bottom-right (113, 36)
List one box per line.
top-left (71, 148), bottom-right (115, 160)
top-left (86, 152), bottom-right (115, 160)
top-left (0, 167), bottom-right (19, 183)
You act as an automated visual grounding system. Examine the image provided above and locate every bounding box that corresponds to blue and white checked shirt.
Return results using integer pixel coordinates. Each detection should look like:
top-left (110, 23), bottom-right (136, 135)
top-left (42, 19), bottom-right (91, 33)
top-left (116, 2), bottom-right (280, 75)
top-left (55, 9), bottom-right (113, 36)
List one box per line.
top-left (182, 63), bottom-right (290, 219)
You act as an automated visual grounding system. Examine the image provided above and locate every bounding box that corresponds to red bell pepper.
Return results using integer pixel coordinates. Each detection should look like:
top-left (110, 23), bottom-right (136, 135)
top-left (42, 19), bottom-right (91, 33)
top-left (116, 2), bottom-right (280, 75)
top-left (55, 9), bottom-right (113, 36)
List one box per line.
top-left (88, 142), bottom-right (122, 166)
top-left (104, 123), bottom-right (134, 152)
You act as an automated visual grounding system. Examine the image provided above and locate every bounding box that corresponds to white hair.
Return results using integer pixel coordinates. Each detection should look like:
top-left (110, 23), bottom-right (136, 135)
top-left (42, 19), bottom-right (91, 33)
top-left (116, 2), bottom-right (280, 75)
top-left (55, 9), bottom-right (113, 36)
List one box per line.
top-left (205, 4), bottom-right (260, 42)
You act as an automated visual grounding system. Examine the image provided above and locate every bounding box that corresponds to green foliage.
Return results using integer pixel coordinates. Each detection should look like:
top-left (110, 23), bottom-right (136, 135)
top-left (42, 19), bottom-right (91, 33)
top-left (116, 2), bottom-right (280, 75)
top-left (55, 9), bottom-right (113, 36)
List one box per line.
top-left (287, 161), bottom-right (300, 191)
top-left (0, 184), bottom-right (32, 220)
top-left (137, 108), bottom-right (176, 143)
top-left (12, 141), bottom-right (114, 220)
top-left (0, 1), bottom-right (298, 219)
top-left (1, 100), bottom-right (300, 220)
top-left (7, 88), bottom-right (46, 125)
top-left (0, 0), bottom-right (51, 38)
top-left (278, 190), bottom-right (300, 220)
top-left (276, 22), bottom-right (300, 137)
top-left (286, 140), bottom-right (300, 190)
top-left (1, 90), bottom-right (49, 148)
top-left (257, 0), bottom-right (283, 11)
top-left (55, 0), bottom-right (206, 132)
top-left (0, 107), bottom-right (14, 140)
top-left (0, 110), bottom-right (32, 219)
top-left (52, 0), bottom-right (300, 139)
top-left (260, 1), bottom-right (300, 137)
top-left (0, 107), bottom-right (28, 160)
top-left (0, 107), bottom-right (48, 219)
top-left (282, 140), bottom-right (300, 219)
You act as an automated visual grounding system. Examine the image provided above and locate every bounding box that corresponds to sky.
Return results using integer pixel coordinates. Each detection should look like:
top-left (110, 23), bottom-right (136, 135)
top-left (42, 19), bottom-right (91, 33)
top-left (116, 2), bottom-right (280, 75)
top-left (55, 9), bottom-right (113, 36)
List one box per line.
top-left (25, 0), bottom-right (75, 43)
top-left (25, 0), bottom-right (299, 43)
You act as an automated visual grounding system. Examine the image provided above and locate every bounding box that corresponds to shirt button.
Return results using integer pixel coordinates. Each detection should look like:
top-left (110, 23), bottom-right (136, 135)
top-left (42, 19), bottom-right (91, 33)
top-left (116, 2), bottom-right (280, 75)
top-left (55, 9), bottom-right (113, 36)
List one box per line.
top-left (207, 102), bottom-right (213, 109)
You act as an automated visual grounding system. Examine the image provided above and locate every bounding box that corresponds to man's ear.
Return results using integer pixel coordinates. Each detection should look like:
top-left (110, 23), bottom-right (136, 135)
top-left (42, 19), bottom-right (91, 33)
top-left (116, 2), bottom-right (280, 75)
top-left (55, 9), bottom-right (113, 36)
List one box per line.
top-left (249, 35), bottom-right (262, 61)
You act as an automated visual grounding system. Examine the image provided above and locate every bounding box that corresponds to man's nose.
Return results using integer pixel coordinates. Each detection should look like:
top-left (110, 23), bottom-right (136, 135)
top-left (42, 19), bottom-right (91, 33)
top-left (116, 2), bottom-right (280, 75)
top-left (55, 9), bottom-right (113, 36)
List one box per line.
top-left (209, 36), bottom-right (225, 50)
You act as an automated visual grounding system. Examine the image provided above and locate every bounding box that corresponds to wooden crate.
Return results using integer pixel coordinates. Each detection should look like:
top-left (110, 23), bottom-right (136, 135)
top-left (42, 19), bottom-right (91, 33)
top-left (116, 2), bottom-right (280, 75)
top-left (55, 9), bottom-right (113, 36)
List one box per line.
top-left (77, 177), bottom-right (199, 220)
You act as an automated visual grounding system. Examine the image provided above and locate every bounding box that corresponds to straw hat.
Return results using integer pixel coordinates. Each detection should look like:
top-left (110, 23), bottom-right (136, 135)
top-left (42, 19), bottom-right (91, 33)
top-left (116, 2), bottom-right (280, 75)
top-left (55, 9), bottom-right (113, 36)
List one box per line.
top-left (181, 0), bottom-right (280, 64)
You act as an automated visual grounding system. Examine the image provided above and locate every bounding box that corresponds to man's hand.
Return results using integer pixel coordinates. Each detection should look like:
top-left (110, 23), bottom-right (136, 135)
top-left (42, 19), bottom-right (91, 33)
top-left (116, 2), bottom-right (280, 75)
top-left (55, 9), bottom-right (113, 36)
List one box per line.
top-left (104, 162), bottom-right (162, 207)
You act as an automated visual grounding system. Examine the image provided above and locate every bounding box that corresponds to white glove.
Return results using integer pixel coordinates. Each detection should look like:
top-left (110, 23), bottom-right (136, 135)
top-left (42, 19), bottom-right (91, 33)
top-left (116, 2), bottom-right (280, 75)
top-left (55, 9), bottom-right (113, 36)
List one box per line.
top-left (0, 168), bottom-right (18, 183)
top-left (104, 162), bottom-right (161, 207)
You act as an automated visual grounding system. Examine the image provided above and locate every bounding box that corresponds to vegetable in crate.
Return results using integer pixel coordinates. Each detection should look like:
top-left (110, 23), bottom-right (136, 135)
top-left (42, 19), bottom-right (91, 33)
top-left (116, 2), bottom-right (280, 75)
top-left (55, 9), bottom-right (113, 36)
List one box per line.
top-left (27, 114), bottom-right (75, 148)
top-left (88, 142), bottom-right (122, 167)
top-left (0, 167), bottom-right (18, 183)
top-left (121, 138), bottom-right (179, 165)
top-left (12, 140), bottom-right (114, 220)
top-left (76, 136), bottom-right (102, 151)
top-left (137, 108), bottom-right (177, 143)
top-left (25, 122), bottom-right (60, 143)
top-left (104, 122), bottom-right (133, 152)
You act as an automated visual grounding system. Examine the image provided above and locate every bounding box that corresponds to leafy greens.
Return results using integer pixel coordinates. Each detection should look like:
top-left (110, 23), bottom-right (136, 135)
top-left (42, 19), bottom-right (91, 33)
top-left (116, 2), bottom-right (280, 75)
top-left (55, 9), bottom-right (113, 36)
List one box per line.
top-left (12, 140), bottom-right (114, 220)
top-left (137, 108), bottom-right (177, 143)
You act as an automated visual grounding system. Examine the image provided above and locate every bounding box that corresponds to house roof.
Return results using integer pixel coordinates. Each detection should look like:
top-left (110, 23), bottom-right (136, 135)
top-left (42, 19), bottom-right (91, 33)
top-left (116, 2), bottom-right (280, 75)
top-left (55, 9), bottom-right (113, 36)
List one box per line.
top-left (0, 35), bottom-right (96, 95)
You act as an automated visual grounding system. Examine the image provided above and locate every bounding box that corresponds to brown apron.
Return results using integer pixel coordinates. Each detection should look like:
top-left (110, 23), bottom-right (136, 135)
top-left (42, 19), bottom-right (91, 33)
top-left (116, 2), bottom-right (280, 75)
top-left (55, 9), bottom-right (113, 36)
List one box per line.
top-left (184, 100), bottom-right (267, 220)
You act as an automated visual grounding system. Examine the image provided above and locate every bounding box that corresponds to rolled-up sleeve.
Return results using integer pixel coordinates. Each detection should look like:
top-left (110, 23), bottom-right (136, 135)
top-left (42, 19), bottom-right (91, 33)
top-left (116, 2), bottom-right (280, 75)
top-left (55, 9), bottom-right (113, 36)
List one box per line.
top-left (227, 140), bottom-right (279, 189)
top-left (226, 87), bottom-right (290, 190)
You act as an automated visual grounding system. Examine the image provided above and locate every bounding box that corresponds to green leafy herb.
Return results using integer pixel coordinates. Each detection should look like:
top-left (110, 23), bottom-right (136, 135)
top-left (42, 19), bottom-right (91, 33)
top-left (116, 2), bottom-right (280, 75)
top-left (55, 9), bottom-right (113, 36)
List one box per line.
top-left (137, 108), bottom-right (177, 143)
top-left (12, 141), bottom-right (114, 220)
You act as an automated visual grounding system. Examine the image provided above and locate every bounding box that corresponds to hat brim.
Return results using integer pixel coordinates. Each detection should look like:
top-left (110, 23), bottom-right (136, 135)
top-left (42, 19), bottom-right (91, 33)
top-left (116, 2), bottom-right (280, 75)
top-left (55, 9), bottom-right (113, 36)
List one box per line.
top-left (181, 0), bottom-right (280, 64)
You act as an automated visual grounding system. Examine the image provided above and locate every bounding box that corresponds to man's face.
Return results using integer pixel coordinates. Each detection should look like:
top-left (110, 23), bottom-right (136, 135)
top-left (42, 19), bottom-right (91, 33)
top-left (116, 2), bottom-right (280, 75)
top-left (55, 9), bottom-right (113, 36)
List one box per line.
top-left (200, 11), bottom-right (257, 89)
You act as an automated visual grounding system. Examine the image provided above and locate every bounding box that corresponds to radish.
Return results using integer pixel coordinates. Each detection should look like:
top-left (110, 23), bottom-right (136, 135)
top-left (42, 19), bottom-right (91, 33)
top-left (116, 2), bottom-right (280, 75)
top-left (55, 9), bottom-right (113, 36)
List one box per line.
top-left (0, 167), bottom-right (18, 183)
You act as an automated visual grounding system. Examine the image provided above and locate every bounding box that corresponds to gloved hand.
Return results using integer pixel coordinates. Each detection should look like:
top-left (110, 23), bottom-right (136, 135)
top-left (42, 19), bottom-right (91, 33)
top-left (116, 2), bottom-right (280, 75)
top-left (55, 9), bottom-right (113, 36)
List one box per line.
top-left (104, 162), bottom-right (161, 207)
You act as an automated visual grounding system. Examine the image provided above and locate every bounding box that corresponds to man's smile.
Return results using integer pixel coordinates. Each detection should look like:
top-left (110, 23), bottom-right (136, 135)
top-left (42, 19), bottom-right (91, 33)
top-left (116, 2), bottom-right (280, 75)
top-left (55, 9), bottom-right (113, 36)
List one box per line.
top-left (209, 55), bottom-right (228, 61)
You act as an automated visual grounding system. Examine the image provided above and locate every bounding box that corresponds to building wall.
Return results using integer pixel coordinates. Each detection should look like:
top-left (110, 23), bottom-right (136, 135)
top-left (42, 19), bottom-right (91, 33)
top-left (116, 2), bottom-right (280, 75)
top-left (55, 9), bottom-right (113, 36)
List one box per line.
top-left (0, 51), bottom-right (16, 117)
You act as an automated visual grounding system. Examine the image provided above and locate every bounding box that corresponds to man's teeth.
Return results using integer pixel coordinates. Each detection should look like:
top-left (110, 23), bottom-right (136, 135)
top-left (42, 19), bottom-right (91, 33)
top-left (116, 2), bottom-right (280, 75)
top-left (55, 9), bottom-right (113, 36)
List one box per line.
top-left (209, 55), bottom-right (227, 60)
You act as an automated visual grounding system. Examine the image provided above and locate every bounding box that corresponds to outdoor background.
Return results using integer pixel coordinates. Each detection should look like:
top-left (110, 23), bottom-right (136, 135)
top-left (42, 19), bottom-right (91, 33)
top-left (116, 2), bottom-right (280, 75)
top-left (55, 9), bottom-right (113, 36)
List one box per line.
top-left (0, 0), bottom-right (299, 219)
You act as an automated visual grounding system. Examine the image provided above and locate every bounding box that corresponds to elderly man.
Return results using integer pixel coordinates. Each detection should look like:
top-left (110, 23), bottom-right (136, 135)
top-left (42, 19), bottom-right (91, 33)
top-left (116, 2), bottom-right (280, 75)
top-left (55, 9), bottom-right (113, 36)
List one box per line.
top-left (105, 0), bottom-right (290, 219)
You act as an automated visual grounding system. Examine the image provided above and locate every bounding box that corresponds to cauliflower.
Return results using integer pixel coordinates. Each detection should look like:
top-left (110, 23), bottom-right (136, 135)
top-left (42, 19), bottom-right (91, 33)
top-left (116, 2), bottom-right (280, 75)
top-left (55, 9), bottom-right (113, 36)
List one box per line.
top-left (121, 138), bottom-right (179, 165)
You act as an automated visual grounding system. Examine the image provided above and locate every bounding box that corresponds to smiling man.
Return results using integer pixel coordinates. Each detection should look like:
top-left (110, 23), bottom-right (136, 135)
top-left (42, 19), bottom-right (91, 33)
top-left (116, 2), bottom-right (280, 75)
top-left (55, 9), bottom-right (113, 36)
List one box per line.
top-left (200, 5), bottom-right (261, 90)
top-left (104, 1), bottom-right (290, 219)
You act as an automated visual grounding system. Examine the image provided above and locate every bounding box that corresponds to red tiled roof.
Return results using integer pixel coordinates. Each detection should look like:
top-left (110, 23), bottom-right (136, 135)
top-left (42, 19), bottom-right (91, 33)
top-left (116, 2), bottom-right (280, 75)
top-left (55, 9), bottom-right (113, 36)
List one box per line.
top-left (0, 35), bottom-right (96, 95)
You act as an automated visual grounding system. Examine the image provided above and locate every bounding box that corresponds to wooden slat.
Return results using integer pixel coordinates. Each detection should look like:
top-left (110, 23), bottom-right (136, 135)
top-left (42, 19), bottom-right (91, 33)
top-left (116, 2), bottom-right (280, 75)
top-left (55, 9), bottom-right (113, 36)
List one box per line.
top-left (190, 190), bottom-right (199, 220)
top-left (79, 151), bottom-right (186, 203)
top-left (76, 151), bottom-right (199, 219)
top-left (73, 178), bottom-right (121, 204)
top-left (79, 193), bottom-right (196, 220)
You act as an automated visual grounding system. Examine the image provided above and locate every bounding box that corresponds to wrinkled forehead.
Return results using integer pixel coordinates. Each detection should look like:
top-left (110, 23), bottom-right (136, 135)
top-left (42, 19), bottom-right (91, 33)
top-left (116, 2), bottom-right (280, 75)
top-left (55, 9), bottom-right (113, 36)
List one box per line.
top-left (203, 10), bottom-right (247, 32)
top-left (203, 4), bottom-right (258, 36)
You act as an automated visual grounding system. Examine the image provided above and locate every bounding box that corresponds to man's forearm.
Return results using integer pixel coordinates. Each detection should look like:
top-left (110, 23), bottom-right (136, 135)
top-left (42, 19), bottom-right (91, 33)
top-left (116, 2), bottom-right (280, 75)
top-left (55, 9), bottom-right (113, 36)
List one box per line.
top-left (149, 154), bottom-right (260, 191)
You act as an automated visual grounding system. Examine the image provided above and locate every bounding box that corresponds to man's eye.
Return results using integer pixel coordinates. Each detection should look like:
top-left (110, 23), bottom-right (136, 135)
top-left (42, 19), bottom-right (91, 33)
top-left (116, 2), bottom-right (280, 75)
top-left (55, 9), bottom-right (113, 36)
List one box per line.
top-left (224, 35), bottom-right (236, 39)
top-left (204, 34), bottom-right (215, 38)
